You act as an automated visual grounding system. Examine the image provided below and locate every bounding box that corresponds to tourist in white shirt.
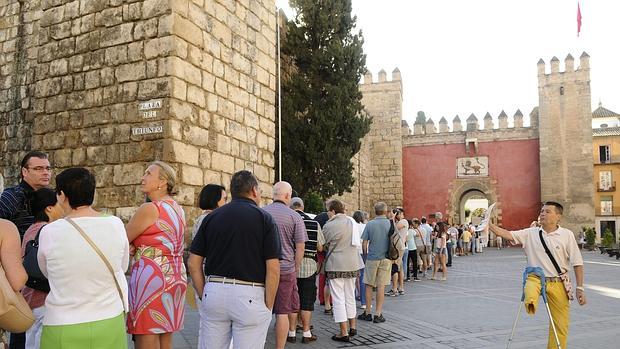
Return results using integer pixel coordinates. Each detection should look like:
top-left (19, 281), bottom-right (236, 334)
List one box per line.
top-left (490, 201), bottom-right (586, 349)
top-left (37, 168), bottom-right (129, 349)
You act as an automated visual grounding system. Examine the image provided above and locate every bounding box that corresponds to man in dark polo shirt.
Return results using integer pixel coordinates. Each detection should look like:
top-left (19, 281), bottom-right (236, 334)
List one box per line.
top-left (0, 151), bottom-right (51, 239)
top-left (189, 170), bottom-right (281, 349)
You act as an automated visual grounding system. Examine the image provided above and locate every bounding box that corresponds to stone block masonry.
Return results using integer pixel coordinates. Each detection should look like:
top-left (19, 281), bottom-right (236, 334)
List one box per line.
top-left (0, 0), bottom-right (277, 236)
top-left (537, 54), bottom-right (594, 233)
top-left (357, 69), bottom-right (403, 214)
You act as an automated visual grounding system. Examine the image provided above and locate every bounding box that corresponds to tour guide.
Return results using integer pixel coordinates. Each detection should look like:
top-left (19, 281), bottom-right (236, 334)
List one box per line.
top-left (489, 201), bottom-right (586, 349)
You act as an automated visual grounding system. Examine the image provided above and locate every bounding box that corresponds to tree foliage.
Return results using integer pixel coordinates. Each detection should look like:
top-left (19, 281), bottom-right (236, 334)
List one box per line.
top-left (602, 229), bottom-right (615, 248)
top-left (415, 111), bottom-right (427, 125)
top-left (279, 0), bottom-right (371, 199)
top-left (584, 227), bottom-right (596, 248)
top-left (303, 191), bottom-right (324, 214)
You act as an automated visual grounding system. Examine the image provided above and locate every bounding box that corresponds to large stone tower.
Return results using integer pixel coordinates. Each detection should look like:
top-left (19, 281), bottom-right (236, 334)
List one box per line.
top-left (0, 0), bottom-right (278, 226)
top-left (360, 68), bottom-right (403, 213)
top-left (537, 53), bottom-right (594, 233)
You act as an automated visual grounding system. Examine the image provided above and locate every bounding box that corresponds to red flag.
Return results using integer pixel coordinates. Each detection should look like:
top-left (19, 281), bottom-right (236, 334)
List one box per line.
top-left (577, 2), bottom-right (582, 36)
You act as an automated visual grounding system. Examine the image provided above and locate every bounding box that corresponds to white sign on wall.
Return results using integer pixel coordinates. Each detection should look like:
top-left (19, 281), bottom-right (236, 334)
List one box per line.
top-left (138, 99), bottom-right (162, 119)
top-left (138, 99), bottom-right (162, 110)
top-left (457, 156), bottom-right (489, 178)
top-left (132, 124), bottom-right (163, 136)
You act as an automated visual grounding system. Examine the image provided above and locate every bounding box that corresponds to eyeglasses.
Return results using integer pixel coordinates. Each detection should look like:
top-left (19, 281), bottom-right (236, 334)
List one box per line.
top-left (26, 166), bottom-right (52, 172)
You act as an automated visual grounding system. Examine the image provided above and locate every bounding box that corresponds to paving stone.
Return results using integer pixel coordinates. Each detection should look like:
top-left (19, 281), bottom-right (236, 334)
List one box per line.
top-left (128, 248), bottom-right (620, 348)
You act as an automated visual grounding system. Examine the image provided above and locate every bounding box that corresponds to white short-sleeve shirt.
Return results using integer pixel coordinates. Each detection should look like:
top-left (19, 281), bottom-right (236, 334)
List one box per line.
top-left (511, 226), bottom-right (583, 277)
top-left (38, 216), bottom-right (130, 325)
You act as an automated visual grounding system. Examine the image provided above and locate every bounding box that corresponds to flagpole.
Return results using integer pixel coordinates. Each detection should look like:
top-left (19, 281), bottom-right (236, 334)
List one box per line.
top-left (277, 8), bottom-right (282, 183)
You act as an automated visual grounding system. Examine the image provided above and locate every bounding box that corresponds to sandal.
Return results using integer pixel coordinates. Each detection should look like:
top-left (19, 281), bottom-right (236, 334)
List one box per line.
top-left (331, 335), bottom-right (350, 342)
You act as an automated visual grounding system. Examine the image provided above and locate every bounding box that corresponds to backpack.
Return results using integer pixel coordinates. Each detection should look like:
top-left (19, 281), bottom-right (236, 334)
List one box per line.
top-left (386, 221), bottom-right (400, 260)
top-left (22, 225), bottom-right (50, 292)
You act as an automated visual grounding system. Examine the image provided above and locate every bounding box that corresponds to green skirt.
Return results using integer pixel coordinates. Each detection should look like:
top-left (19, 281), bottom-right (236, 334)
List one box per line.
top-left (40, 313), bottom-right (127, 349)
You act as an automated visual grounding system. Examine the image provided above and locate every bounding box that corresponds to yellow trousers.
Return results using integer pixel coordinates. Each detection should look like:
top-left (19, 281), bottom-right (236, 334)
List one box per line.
top-left (524, 274), bottom-right (569, 349)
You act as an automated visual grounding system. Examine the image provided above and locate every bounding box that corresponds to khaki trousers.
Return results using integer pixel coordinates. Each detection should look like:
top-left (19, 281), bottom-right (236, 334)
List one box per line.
top-left (524, 274), bottom-right (569, 349)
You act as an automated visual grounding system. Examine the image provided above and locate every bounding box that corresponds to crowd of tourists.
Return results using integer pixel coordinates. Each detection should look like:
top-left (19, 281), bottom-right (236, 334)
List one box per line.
top-left (0, 150), bottom-right (586, 349)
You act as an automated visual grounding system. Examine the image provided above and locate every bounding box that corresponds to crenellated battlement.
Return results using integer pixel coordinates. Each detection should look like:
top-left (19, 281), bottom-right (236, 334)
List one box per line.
top-left (361, 68), bottom-right (403, 99)
top-left (363, 68), bottom-right (402, 84)
top-left (537, 52), bottom-right (590, 83)
top-left (407, 108), bottom-right (539, 138)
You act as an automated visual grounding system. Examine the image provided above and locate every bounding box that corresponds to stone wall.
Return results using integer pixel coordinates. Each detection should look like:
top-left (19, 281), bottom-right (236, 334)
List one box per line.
top-left (0, 0), bottom-right (40, 179)
top-left (333, 135), bottom-right (372, 215)
top-left (0, 0), bottom-right (277, 233)
top-left (164, 0), bottom-right (277, 222)
top-left (538, 53), bottom-right (594, 233)
top-left (357, 69), bottom-right (403, 215)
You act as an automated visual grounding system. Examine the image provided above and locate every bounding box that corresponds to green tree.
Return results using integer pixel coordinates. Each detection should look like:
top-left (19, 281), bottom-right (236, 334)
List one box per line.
top-left (303, 191), bottom-right (324, 214)
top-left (279, 0), bottom-right (371, 199)
top-left (585, 227), bottom-right (596, 248)
top-left (602, 229), bottom-right (615, 248)
top-left (415, 111), bottom-right (426, 125)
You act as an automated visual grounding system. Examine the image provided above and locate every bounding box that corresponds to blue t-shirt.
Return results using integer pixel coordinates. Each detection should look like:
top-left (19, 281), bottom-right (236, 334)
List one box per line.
top-left (361, 216), bottom-right (390, 261)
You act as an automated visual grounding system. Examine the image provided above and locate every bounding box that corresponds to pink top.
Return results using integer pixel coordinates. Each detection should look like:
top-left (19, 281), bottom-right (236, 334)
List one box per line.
top-left (21, 221), bottom-right (48, 309)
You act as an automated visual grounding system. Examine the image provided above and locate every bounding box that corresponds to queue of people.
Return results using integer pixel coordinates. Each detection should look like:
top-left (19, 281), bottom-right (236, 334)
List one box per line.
top-left (0, 151), bottom-right (587, 349)
top-left (1, 152), bottom-right (186, 349)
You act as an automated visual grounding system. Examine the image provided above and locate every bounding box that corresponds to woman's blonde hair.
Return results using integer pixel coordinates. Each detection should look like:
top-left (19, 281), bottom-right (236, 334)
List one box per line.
top-left (150, 161), bottom-right (178, 195)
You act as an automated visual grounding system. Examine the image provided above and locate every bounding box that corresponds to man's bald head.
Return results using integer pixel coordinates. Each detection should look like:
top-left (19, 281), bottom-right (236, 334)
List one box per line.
top-left (272, 181), bottom-right (293, 205)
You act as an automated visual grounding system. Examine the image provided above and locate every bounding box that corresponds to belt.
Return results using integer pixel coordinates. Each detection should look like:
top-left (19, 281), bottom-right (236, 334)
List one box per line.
top-left (545, 276), bottom-right (562, 282)
top-left (206, 276), bottom-right (264, 287)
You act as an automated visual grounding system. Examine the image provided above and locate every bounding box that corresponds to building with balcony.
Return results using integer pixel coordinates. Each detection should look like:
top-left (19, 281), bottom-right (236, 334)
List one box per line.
top-left (592, 102), bottom-right (620, 243)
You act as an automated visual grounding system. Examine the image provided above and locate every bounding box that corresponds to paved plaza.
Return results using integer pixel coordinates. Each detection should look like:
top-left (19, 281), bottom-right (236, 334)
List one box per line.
top-left (130, 247), bottom-right (620, 348)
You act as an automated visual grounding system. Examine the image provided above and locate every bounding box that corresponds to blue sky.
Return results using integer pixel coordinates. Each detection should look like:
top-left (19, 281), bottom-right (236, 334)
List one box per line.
top-left (276, 0), bottom-right (619, 128)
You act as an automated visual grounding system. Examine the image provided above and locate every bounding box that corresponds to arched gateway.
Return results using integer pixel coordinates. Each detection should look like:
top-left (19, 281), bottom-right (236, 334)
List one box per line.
top-left (447, 179), bottom-right (499, 225)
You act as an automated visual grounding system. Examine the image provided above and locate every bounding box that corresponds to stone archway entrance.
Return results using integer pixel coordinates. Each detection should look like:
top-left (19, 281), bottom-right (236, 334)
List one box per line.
top-left (446, 178), bottom-right (500, 225)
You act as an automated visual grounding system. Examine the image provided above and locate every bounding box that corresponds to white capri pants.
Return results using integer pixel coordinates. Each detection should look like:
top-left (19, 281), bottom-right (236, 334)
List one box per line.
top-left (328, 277), bottom-right (357, 323)
top-left (199, 282), bottom-right (272, 349)
top-left (25, 306), bottom-right (45, 349)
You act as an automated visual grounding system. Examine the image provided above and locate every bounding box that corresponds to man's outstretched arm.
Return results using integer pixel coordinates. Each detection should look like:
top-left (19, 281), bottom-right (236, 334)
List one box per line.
top-left (489, 223), bottom-right (515, 243)
top-left (574, 265), bottom-right (586, 305)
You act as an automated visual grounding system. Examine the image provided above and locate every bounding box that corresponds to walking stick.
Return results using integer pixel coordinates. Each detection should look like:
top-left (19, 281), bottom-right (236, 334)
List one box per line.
top-left (506, 267), bottom-right (562, 349)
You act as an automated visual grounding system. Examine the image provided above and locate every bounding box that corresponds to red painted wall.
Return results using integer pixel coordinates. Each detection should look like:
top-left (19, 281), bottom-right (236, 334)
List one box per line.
top-left (402, 139), bottom-right (541, 230)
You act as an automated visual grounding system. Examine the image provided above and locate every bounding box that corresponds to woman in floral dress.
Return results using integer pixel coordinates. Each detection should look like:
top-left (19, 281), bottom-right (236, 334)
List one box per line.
top-left (126, 161), bottom-right (187, 349)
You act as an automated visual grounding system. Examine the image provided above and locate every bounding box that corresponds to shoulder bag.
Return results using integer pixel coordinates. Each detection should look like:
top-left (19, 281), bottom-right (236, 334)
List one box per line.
top-left (22, 225), bottom-right (50, 292)
top-left (65, 217), bottom-right (127, 312)
top-left (538, 229), bottom-right (574, 301)
top-left (415, 228), bottom-right (427, 254)
top-left (386, 220), bottom-right (400, 260)
top-left (0, 263), bottom-right (35, 332)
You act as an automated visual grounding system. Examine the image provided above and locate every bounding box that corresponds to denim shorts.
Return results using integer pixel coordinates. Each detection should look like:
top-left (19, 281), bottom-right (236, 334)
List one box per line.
top-left (435, 247), bottom-right (447, 255)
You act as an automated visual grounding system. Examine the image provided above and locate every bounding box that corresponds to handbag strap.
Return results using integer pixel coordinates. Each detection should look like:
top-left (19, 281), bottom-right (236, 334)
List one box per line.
top-left (538, 229), bottom-right (563, 274)
top-left (33, 225), bottom-right (45, 242)
top-left (417, 228), bottom-right (427, 247)
top-left (65, 217), bottom-right (126, 312)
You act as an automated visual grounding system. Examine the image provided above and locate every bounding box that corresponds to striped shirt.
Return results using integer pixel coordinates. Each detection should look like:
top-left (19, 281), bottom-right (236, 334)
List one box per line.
top-left (0, 181), bottom-right (35, 239)
top-left (263, 201), bottom-right (308, 274)
top-left (295, 210), bottom-right (325, 278)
